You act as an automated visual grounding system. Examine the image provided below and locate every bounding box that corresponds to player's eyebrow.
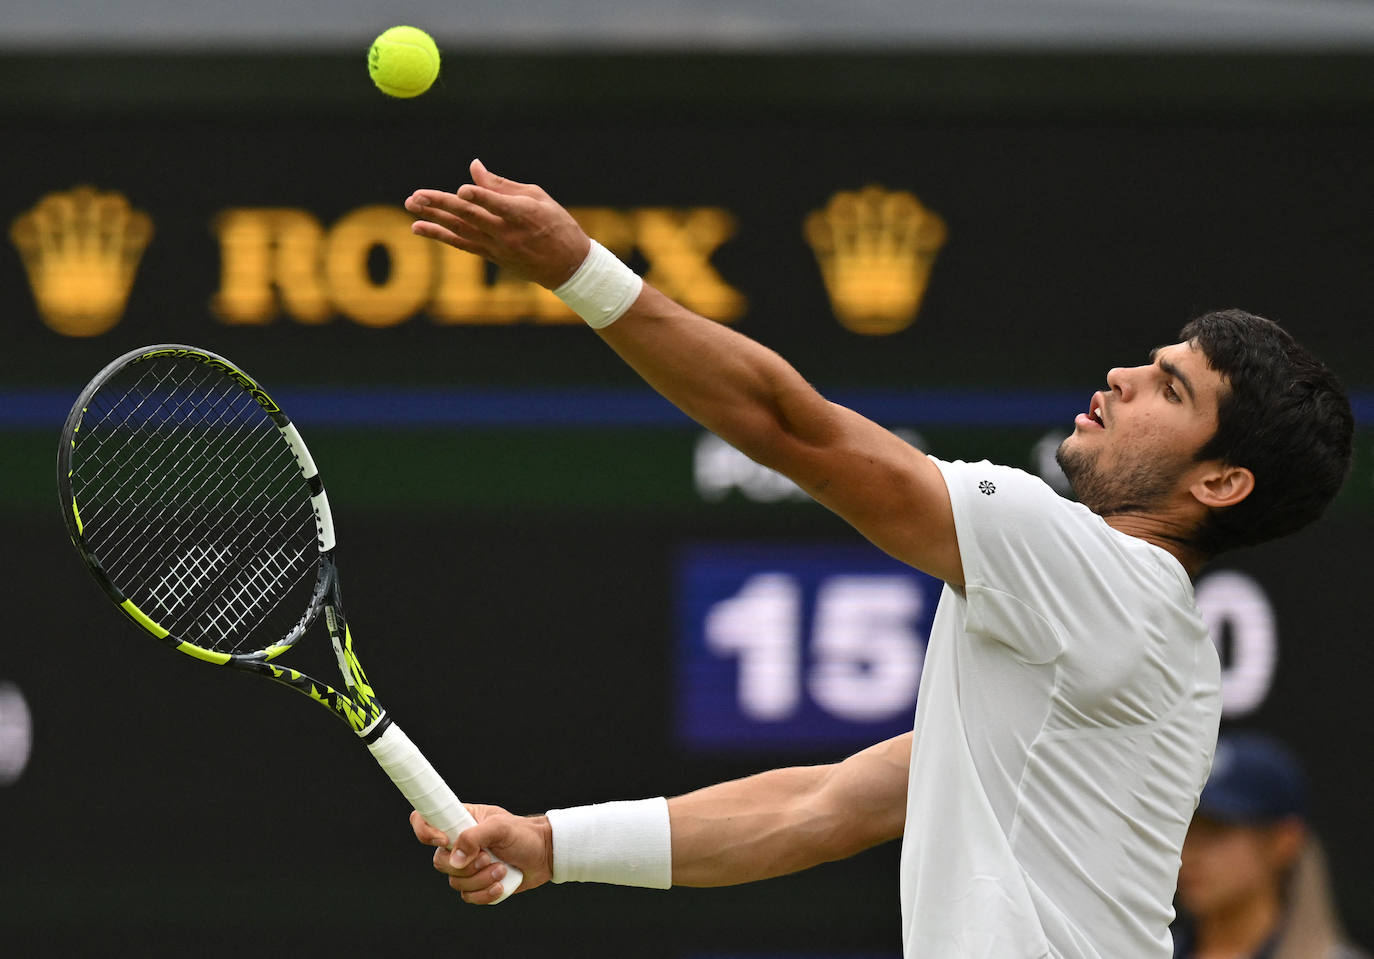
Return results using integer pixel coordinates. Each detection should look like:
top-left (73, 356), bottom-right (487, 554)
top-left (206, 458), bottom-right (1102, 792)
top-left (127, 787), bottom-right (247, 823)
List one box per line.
top-left (1148, 346), bottom-right (1195, 404)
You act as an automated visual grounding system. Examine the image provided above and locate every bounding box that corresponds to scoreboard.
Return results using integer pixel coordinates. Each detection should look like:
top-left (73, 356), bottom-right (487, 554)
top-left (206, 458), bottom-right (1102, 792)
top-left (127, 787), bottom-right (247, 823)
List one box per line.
top-left (1, 49), bottom-right (1372, 958)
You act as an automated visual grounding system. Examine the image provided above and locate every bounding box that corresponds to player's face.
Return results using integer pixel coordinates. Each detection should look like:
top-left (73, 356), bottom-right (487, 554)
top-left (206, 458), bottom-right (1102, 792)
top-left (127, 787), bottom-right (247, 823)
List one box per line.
top-left (1176, 815), bottom-right (1299, 918)
top-left (1055, 340), bottom-right (1226, 516)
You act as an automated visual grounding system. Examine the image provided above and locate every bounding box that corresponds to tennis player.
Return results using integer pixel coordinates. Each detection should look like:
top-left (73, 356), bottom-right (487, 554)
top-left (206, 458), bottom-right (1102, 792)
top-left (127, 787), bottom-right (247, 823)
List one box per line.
top-left (403, 160), bottom-right (1354, 958)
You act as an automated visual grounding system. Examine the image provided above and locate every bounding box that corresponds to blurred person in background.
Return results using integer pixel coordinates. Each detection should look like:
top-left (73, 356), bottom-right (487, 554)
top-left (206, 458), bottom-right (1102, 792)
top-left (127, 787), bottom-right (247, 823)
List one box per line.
top-left (1174, 731), bottom-right (1370, 959)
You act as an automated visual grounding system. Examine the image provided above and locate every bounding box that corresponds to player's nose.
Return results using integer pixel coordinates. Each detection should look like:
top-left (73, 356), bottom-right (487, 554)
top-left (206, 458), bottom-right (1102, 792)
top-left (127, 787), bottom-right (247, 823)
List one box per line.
top-left (1105, 366), bottom-right (1134, 400)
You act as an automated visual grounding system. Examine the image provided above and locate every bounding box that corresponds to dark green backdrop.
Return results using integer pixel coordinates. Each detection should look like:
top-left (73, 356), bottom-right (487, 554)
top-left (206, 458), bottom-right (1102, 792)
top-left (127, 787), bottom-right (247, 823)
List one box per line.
top-left (1, 51), bottom-right (1371, 957)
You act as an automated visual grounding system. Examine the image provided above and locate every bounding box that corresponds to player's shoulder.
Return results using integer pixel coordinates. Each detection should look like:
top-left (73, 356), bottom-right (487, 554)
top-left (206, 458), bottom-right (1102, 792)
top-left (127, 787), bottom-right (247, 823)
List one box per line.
top-left (930, 456), bottom-right (1120, 562)
top-left (940, 460), bottom-right (1194, 605)
top-left (930, 457), bottom-right (1077, 512)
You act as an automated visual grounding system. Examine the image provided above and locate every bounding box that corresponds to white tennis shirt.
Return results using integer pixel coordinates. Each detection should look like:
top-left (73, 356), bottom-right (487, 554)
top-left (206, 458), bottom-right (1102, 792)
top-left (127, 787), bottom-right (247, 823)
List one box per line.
top-left (900, 459), bottom-right (1222, 958)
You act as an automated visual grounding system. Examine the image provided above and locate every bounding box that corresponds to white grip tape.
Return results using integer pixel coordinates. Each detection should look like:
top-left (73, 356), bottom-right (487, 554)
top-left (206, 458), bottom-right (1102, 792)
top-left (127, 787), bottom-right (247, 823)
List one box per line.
top-left (367, 723), bottom-right (523, 904)
top-left (552, 239), bottom-right (643, 329)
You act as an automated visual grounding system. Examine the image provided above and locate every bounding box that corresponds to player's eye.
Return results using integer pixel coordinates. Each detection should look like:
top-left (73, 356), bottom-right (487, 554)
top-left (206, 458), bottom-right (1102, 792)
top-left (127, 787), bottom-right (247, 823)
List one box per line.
top-left (1165, 383), bottom-right (1180, 402)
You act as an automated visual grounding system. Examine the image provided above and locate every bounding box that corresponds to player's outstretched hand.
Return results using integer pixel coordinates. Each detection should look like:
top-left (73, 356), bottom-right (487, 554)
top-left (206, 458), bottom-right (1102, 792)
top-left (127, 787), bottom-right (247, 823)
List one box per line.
top-left (406, 159), bottom-right (591, 290)
top-left (411, 805), bottom-right (553, 904)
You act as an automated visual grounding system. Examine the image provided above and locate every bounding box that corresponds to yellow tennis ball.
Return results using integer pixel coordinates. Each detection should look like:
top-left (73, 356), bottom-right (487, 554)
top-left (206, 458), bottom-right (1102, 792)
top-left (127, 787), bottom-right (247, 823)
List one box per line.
top-left (367, 26), bottom-right (440, 98)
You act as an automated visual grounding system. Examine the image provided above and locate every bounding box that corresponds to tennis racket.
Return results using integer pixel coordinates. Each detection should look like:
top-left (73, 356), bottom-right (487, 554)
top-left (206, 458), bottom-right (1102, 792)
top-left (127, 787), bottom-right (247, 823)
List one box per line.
top-left (57, 343), bottom-right (522, 903)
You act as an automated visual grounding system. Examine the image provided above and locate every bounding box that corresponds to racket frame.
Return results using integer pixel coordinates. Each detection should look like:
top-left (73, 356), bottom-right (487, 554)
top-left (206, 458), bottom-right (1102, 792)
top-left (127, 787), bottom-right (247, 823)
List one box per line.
top-left (59, 344), bottom-right (524, 901)
top-left (57, 344), bottom-right (390, 738)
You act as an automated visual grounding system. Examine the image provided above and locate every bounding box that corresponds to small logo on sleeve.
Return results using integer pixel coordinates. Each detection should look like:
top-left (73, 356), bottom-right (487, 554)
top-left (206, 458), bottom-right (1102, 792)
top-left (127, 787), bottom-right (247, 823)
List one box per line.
top-left (978, 480), bottom-right (997, 496)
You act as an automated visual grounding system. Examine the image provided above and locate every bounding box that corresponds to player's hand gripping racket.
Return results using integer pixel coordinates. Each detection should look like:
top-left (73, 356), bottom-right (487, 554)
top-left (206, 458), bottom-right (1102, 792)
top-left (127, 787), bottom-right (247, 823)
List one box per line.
top-left (57, 344), bottom-right (522, 903)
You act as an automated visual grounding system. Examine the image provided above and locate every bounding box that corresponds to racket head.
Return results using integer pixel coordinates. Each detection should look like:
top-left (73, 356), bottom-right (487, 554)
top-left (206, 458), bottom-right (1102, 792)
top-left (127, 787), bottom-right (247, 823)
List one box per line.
top-left (58, 344), bottom-right (328, 664)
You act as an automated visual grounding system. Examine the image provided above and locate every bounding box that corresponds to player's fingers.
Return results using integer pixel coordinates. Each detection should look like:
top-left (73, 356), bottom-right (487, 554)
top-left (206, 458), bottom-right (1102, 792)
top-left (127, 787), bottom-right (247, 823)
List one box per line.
top-left (405, 189), bottom-right (453, 208)
top-left (454, 863), bottom-right (511, 905)
top-left (471, 158), bottom-right (543, 199)
top-left (410, 212), bottom-right (478, 245)
top-left (411, 219), bottom-right (490, 258)
top-left (451, 821), bottom-right (498, 865)
top-left (470, 157), bottom-right (510, 191)
top-left (453, 183), bottom-right (537, 223)
top-left (408, 191), bottom-right (505, 238)
top-left (434, 846), bottom-right (492, 877)
top-left (410, 809), bottom-right (450, 848)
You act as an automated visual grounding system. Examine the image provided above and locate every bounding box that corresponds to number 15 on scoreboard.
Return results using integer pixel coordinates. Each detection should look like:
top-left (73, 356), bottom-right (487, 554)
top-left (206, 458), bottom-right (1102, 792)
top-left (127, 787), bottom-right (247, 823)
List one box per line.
top-left (675, 544), bottom-right (943, 752)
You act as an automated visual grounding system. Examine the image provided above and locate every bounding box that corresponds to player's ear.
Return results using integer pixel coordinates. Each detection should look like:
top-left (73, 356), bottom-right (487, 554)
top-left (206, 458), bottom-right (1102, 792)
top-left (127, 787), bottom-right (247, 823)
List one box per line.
top-left (1190, 461), bottom-right (1255, 509)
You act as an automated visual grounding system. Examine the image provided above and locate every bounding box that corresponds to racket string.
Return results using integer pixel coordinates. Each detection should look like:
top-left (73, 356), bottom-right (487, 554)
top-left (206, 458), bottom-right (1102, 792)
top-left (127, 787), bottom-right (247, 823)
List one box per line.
top-left (202, 541), bottom-right (312, 646)
top-left (70, 354), bottom-right (323, 655)
top-left (79, 360), bottom-right (227, 485)
top-left (94, 455), bottom-right (317, 651)
top-left (86, 392), bottom-right (298, 607)
top-left (148, 542), bottom-right (232, 614)
top-left (100, 418), bottom-right (300, 582)
top-left (81, 368), bottom-right (257, 531)
top-left (82, 369), bottom-right (282, 553)
top-left (78, 365), bottom-right (245, 537)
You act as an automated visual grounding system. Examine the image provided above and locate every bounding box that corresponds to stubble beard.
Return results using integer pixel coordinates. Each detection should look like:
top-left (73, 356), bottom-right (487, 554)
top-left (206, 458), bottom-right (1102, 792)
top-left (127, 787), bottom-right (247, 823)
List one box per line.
top-left (1055, 437), bottom-right (1179, 517)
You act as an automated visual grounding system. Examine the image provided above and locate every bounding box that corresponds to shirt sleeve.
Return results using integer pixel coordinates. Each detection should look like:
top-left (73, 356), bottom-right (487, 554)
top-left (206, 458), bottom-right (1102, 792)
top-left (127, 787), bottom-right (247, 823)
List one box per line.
top-left (933, 457), bottom-right (1102, 665)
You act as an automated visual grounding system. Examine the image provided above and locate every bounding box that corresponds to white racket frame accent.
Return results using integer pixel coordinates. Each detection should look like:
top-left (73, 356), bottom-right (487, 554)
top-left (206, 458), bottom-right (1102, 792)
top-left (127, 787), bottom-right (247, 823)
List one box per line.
top-left (279, 422), bottom-right (337, 552)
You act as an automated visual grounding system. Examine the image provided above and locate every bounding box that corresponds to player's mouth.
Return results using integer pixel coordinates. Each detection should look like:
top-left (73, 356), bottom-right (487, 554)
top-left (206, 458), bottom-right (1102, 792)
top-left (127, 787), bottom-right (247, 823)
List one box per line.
top-left (1074, 391), bottom-right (1107, 431)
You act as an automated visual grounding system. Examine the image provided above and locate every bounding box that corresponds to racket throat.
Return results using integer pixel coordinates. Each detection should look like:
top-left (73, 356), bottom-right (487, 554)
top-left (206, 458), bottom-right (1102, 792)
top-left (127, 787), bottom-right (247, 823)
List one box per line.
top-left (325, 609), bottom-right (368, 696)
top-left (324, 605), bottom-right (389, 736)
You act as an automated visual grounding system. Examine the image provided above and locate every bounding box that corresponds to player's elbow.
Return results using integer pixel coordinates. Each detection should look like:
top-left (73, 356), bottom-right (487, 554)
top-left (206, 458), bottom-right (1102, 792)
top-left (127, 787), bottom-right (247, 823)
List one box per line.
top-left (811, 734), bottom-right (911, 861)
top-left (732, 399), bottom-right (848, 484)
top-left (807, 805), bottom-right (903, 867)
top-left (806, 768), bottom-right (906, 864)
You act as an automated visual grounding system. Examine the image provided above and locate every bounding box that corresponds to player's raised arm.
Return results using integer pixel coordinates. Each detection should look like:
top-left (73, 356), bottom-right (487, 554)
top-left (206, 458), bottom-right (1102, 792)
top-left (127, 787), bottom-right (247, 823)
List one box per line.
top-left (407, 161), bottom-right (962, 585)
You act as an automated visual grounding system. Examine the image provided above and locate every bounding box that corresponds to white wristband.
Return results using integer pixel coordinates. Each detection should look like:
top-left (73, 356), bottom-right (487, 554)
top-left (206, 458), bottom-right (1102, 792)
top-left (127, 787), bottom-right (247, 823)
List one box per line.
top-left (546, 797), bottom-right (672, 889)
top-left (552, 239), bottom-right (643, 329)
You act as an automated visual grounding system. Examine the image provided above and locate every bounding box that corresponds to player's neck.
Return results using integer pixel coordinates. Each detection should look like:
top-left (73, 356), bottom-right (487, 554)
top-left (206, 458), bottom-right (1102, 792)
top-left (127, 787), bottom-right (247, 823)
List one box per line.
top-left (1191, 891), bottom-right (1283, 959)
top-left (1104, 513), bottom-right (1211, 578)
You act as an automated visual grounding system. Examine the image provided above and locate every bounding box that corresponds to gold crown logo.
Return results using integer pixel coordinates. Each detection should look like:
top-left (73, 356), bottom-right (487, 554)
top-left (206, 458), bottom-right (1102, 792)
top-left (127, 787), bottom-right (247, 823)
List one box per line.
top-left (804, 185), bottom-right (946, 335)
top-left (10, 186), bottom-right (153, 337)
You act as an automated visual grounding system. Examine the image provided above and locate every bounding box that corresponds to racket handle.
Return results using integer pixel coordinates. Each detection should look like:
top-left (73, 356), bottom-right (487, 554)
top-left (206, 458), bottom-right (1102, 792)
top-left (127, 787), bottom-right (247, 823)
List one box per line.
top-left (366, 722), bottom-right (524, 904)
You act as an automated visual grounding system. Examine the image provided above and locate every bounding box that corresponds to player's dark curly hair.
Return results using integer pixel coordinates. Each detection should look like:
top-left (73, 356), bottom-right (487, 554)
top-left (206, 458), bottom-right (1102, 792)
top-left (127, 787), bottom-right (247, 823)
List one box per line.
top-left (1183, 309), bottom-right (1353, 554)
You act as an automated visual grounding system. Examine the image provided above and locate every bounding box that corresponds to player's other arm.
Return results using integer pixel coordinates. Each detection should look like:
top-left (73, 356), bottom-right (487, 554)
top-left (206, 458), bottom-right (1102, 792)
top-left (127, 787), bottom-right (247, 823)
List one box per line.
top-left (416, 733), bottom-right (911, 903)
top-left (406, 162), bottom-right (962, 586)
top-left (668, 731), bottom-right (911, 886)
